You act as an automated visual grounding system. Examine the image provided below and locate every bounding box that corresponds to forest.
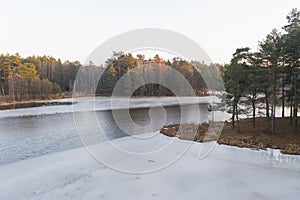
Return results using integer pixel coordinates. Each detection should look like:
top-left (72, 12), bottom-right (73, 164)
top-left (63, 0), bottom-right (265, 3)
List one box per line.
top-left (221, 8), bottom-right (300, 133)
top-left (0, 54), bottom-right (80, 101)
top-left (95, 53), bottom-right (222, 96)
top-left (0, 51), bottom-right (221, 102)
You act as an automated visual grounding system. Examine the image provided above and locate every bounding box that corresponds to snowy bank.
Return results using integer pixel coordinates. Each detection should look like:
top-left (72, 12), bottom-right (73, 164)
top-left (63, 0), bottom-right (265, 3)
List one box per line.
top-left (0, 134), bottom-right (299, 200)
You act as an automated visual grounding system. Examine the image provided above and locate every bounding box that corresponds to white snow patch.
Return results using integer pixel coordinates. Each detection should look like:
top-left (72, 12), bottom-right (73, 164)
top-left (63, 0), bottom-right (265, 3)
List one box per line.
top-left (0, 134), bottom-right (299, 200)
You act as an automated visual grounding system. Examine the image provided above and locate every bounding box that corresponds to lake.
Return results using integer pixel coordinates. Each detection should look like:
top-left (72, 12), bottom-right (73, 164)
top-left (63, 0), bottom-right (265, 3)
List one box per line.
top-left (0, 97), bottom-right (214, 165)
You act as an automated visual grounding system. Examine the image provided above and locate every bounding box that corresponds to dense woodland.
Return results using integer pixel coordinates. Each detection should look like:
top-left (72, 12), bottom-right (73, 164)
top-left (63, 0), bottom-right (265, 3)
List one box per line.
top-left (0, 54), bottom-right (81, 101)
top-left (221, 8), bottom-right (300, 133)
top-left (0, 51), bottom-right (222, 102)
top-left (95, 53), bottom-right (222, 96)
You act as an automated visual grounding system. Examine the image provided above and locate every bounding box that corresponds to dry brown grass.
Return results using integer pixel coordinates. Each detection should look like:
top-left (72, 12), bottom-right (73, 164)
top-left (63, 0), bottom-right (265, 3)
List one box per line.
top-left (160, 117), bottom-right (300, 155)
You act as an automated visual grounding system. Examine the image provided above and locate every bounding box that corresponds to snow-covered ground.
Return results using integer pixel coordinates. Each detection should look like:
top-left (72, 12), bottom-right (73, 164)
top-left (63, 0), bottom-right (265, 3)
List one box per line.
top-left (1, 133), bottom-right (299, 200)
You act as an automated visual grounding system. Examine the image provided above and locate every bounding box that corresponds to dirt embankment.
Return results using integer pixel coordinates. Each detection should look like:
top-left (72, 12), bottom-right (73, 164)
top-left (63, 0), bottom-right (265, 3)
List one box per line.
top-left (160, 117), bottom-right (300, 155)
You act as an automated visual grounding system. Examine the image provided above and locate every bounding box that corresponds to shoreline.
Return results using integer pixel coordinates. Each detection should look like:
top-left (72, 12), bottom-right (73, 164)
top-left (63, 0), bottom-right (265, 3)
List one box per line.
top-left (160, 117), bottom-right (300, 155)
top-left (0, 93), bottom-right (72, 106)
top-left (0, 97), bottom-right (73, 110)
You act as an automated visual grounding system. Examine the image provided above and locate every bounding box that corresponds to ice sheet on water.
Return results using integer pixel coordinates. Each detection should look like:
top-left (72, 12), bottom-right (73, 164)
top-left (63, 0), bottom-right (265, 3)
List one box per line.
top-left (0, 135), bottom-right (299, 200)
top-left (0, 96), bottom-right (215, 118)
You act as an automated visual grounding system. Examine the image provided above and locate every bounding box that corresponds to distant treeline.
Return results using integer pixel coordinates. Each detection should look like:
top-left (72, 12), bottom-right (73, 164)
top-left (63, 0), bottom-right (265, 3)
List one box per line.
top-left (0, 52), bottom-right (222, 102)
top-left (0, 54), bottom-right (81, 102)
top-left (94, 53), bottom-right (222, 97)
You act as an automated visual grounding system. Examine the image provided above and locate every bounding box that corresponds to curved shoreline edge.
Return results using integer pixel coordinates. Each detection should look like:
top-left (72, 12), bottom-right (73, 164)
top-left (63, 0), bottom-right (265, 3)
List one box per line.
top-left (160, 118), bottom-right (300, 155)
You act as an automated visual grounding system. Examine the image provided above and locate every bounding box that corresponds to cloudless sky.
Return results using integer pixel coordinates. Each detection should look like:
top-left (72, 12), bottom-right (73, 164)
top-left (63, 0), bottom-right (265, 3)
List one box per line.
top-left (0, 0), bottom-right (298, 64)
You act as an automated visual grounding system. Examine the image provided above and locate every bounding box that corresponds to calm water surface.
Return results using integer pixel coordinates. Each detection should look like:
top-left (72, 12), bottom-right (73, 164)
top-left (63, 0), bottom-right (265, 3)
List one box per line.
top-left (0, 98), bottom-right (210, 165)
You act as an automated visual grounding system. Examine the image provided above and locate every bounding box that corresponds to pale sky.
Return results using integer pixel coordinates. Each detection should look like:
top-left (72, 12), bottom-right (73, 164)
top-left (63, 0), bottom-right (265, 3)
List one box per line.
top-left (0, 0), bottom-right (298, 64)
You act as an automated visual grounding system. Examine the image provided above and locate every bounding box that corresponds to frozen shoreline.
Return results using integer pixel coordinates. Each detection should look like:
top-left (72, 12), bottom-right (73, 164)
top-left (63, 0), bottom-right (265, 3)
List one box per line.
top-left (1, 134), bottom-right (299, 200)
top-left (0, 96), bottom-right (215, 119)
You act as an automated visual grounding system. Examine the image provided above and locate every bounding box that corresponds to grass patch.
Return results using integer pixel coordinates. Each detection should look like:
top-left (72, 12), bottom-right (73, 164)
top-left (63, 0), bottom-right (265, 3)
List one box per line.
top-left (160, 117), bottom-right (300, 155)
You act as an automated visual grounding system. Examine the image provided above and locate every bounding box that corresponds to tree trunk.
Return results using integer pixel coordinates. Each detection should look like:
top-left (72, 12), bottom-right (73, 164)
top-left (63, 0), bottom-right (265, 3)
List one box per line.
top-left (236, 105), bottom-right (240, 132)
top-left (265, 89), bottom-right (269, 118)
top-left (293, 67), bottom-right (298, 130)
top-left (232, 104), bottom-right (235, 128)
top-left (0, 87), bottom-right (4, 101)
top-left (271, 65), bottom-right (276, 134)
top-left (265, 89), bottom-right (270, 130)
top-left (271, 105), bottom-right (276, 134)
top-left (282, 72), bottom-right (285, 117)
top-left (290, 102), bottom-right (293, 124)
top-left (12, 76), bottom-right (15, 102)
top-left (252, 93), bottom-right (256, 128)
top-left (290, 72), bottom-right (294, 124)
